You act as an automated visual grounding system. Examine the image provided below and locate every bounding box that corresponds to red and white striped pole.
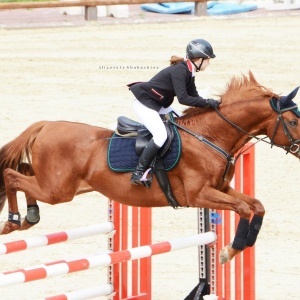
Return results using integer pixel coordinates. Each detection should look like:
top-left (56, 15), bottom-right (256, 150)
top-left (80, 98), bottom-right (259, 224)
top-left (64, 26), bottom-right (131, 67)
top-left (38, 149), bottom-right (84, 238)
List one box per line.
top-left (0, 232), bottom-right (216, 288)
top-left (0, 222), bottom-right (114, 255)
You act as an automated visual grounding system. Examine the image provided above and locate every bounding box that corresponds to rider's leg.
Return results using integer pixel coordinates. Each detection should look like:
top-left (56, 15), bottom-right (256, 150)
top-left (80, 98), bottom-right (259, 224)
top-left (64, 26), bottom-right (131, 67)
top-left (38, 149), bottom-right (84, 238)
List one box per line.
top-left (131, 139), bottom-right (160, 185)
top-left (158, 106), bottom-right (182, 117)
top-left (131, 100), bottom-right (167, 185)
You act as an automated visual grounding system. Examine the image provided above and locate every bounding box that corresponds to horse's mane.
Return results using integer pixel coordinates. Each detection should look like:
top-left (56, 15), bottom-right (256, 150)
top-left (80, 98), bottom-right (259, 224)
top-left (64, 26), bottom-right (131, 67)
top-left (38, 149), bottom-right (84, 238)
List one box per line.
top-left (182, 71), bottom-right (280, 119)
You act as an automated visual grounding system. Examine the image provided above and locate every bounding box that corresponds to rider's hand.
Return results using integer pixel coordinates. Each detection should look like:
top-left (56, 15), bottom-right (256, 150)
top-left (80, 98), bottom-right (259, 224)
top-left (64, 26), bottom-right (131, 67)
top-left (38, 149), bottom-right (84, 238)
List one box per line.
top-left (206, 98), bottom-right (220, 109)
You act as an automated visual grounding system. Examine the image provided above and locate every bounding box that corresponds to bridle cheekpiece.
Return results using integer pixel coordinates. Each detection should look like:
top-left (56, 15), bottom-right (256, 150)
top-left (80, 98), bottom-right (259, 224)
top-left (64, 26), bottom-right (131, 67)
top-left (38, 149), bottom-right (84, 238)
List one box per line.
top-left (269, 86), bottom-right (300, 154)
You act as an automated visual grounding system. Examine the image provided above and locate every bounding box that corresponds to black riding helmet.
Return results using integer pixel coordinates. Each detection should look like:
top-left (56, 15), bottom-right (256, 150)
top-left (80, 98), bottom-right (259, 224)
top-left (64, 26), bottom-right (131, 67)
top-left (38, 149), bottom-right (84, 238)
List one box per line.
top-left (186, 39), bottom-right (216, 59)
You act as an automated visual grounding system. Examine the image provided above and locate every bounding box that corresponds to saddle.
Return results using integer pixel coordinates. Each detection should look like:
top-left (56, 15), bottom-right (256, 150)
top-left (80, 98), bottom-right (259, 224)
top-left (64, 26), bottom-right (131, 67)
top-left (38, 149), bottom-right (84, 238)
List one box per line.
top-left (116, 115), bottom-right (175, 157)
top-left (107, 113), bottom-right (181, 209)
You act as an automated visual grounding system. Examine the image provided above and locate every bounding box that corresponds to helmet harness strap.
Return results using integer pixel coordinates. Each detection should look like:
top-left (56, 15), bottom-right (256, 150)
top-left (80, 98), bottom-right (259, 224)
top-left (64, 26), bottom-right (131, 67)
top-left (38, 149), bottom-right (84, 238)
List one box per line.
top-left (191, 58), bottom-right (203, 72)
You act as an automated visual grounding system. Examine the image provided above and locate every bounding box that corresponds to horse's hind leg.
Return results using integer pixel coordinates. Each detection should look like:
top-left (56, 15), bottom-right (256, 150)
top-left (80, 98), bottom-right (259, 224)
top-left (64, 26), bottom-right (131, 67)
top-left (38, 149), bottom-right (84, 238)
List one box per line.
top-left (19, 194), bottom-right (40, 231)
top-left (18, 163), bottom-right (40, 230)
top-left (0, 168), bottom-right (22, 234)
top-left (1, 167), bottom-right (44, 234)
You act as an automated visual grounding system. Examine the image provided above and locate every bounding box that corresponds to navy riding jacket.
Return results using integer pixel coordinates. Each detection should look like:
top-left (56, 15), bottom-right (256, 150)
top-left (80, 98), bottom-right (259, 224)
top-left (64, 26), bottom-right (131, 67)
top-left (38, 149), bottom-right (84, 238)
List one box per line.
top-left (128, 60), bottom-right (207, 112)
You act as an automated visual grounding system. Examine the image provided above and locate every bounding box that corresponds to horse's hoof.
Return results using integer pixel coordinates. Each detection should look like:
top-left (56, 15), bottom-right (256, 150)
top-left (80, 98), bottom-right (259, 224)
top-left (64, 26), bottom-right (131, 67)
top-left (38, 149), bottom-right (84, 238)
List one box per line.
top-left (219, 243), bottom-right (243, 264)
top-left (0, 221), bottom-right (20, 234)
top-left (19, 218), bottom-right (34, 231)
top-left (219, 243), bottom-right (233, 265)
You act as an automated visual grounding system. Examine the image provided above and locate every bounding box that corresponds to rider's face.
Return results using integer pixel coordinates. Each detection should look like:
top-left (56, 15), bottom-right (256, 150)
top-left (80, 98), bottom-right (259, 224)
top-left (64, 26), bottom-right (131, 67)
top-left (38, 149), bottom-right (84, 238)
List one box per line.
top-left (199, 58), bottom-right (210, 71)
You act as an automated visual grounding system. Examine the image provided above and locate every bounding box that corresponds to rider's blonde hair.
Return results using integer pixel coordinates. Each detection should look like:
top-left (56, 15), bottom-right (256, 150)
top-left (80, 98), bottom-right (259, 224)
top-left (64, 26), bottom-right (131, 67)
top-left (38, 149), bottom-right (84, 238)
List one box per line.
top-left (170, 55), bottom-right (201, 65)
top-left (170, 56), bottom-right (184, 65)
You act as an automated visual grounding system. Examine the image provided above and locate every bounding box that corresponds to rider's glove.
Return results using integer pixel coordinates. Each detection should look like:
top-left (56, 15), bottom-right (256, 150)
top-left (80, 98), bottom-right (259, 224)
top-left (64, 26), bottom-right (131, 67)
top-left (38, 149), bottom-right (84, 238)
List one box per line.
top-left (206, 98), bottom-right (220, 109)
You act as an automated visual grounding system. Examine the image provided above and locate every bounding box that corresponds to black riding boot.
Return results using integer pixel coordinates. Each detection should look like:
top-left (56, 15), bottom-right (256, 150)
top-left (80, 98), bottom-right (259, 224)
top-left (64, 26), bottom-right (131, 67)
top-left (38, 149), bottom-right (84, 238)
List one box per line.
top-left (131, 139), bottom-right (160, 185)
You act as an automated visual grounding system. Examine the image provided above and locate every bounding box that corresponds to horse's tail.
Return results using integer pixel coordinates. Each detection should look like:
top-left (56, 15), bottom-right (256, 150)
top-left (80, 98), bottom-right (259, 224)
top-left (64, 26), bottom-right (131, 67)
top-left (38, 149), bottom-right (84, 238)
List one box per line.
top-left (0, 121), bottom-right (48, 212)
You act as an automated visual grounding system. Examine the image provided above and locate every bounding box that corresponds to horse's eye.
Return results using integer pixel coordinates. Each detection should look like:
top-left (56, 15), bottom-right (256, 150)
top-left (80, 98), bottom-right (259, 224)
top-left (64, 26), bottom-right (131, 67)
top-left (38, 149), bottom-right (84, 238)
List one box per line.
top-left (289, 120), bottom-right (298, 127)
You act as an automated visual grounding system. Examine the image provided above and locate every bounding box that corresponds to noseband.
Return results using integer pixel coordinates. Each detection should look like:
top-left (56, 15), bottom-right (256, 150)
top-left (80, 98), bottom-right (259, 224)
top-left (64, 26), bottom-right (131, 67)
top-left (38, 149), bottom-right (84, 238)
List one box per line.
top-left (215, 97), bottom-right (300, 155)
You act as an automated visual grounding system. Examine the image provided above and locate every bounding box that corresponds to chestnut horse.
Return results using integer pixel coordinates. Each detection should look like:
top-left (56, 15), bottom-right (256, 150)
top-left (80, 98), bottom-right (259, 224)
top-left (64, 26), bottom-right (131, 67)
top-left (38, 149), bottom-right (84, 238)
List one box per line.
top-left (0, 72), bottom-right (299, 264)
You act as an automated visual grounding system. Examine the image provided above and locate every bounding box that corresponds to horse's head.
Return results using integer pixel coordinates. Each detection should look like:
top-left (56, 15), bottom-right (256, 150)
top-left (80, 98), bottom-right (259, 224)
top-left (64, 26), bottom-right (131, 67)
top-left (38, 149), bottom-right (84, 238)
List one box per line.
top-left (180, 72), bottom-right (300, 158)
top-left (268, 86), bottom-right (300, 157)
top-left (216, 72), bottom-right (300, 157)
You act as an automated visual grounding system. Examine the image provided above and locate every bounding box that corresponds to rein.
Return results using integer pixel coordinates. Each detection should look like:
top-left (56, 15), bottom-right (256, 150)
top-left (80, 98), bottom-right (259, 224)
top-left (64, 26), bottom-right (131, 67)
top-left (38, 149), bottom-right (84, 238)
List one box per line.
top-left (215, 98), bottom-right (300, 155)
top-left (167, 118), bottom-right (235, 189)
top-left (168, 98), bottom-right (300, 188)
top-left (214, 107), bottom-right (270, 159)
top-left (167, 118), bottom-right (233, 162)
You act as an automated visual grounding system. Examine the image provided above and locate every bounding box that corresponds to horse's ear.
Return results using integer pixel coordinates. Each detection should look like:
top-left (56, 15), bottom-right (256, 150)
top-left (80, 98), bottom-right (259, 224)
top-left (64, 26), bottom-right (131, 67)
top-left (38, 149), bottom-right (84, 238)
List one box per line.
top-left (281, 86), bottom-right (299, 107)
top-left (279, 86), bottom-right (300, 117)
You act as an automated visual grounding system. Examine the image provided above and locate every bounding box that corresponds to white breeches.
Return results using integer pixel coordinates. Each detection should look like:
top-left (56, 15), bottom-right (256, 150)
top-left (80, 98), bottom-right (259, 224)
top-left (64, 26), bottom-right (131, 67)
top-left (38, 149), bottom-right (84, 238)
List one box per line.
top-left (133, 99), bottom-right (176, 147)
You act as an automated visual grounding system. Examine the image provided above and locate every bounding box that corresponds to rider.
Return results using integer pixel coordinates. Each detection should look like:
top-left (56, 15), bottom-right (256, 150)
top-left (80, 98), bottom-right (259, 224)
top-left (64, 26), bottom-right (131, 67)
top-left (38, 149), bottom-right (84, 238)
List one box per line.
top-left (128, 39), bottom-right (220, 185)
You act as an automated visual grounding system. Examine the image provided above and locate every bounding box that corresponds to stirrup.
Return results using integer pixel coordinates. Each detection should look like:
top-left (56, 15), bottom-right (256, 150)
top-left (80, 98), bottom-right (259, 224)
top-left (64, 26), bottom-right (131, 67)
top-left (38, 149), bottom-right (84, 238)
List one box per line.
top-left (130, 170), bottom-right (144, 185)
top-left (130, 168), bottom-right (152, 188)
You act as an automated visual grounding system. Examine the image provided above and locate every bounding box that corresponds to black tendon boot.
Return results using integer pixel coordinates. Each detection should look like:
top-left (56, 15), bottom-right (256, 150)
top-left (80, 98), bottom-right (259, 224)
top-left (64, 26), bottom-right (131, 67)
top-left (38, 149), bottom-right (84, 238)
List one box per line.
top-left (131, 139), bottom-right (160, 185)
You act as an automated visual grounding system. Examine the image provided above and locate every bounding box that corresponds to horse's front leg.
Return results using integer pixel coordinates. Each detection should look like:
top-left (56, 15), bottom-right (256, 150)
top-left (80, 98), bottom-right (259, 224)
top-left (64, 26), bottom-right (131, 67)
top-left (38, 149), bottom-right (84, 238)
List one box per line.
top-left (220, 186), bottom-right (265, 264)
top-left (193, 186), bottom-right (256, 264)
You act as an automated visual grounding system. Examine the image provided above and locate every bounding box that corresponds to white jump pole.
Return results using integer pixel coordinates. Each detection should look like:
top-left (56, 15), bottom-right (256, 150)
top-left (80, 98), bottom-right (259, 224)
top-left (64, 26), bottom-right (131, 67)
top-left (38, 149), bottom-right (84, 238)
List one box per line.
top-left (0, 222), bottom-right (114, 255)
top-left (0, 232), bottom-right (216, 288)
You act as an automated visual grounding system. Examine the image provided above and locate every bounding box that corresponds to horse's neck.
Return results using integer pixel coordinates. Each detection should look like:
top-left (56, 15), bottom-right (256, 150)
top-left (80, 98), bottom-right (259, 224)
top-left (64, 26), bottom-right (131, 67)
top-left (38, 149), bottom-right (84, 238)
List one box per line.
top-left (216, 100), bottom-right (273, 153)
top-left (181, 99), bottom-right (272, 155)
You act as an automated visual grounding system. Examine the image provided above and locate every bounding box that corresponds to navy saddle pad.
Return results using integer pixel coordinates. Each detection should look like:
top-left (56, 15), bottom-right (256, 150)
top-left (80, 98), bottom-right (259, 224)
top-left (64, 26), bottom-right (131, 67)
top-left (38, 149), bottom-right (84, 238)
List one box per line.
top-left (107, 127), bottom-right (181, 172)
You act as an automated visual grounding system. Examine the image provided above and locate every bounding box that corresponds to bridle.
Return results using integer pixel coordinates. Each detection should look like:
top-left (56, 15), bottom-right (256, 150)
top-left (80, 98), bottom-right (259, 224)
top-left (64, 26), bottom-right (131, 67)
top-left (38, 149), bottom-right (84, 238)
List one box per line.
top-left (169, 97), bottom-right (300, 161)
top-left (214, 97), bottom-right (300, 156)
top-left (168, 98), bottom-right (300, 189)
top-left (269, 99), bottom-right (300, 154)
